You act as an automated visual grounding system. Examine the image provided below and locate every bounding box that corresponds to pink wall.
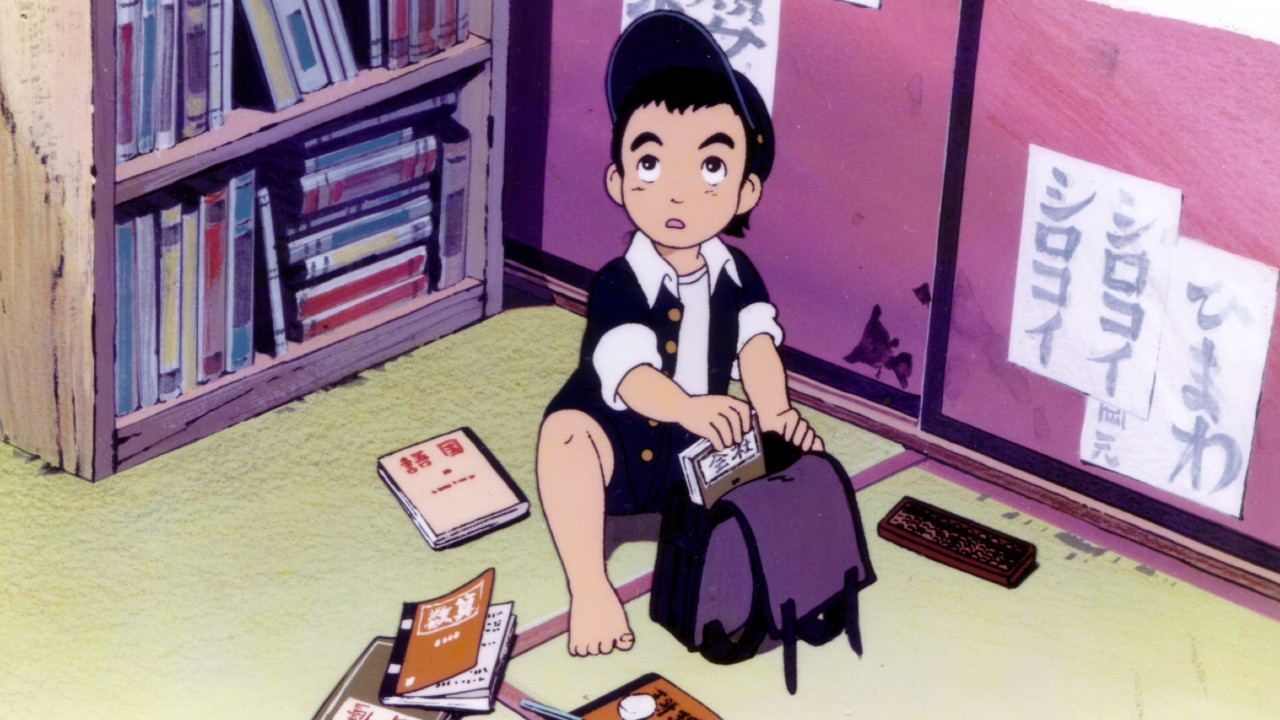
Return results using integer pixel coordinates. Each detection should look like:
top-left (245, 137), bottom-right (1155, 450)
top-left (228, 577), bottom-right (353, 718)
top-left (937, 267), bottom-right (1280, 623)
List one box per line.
top-left (942, 0), bottom-right (1280, 544)
top-left (538, 0), bottom-right (962, 397)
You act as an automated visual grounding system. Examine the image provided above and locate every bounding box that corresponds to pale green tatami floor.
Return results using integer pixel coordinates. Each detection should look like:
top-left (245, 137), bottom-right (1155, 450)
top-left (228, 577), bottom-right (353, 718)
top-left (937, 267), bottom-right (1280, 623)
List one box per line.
top-left (3, 305), bottom-right (1280, 719)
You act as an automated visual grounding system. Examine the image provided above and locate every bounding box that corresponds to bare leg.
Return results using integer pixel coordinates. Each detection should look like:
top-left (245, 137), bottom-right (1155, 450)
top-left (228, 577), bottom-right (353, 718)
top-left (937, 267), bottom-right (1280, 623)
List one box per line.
top-left (537, 410), bottom-right (634, 656)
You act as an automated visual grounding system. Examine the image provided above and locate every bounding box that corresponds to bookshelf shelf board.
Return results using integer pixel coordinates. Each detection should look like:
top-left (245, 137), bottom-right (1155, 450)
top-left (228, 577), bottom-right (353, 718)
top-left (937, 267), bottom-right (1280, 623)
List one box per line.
top-left (114, 277), bottom-right (485, 470)
top-left (115, 34), bottom-right (493, 204)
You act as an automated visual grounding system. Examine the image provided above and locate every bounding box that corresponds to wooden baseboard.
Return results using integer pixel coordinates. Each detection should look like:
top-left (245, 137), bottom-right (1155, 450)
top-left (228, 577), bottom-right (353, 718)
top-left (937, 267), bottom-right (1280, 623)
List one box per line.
top-left (504, 257), bottom-right (1280, 604)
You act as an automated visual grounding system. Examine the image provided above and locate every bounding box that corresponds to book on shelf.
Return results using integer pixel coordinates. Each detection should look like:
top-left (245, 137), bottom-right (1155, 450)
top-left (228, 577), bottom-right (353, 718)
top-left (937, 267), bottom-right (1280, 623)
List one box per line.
top-left (180, 207), bottom-right (201, 394)
top-left (116, 0), bottom-right (142, 162)
top-left (299, 91), bottom-right (455, 152)
top-left (235, 0), bottom-right (302, 111)
top-left (135, 210), bottom-right (161, 409)
top-left (272, 0), bottom-right (330, 93)
top-left (385, 0), bottom-right (410, 70)
top-left (283, 193), bottom-right (432, 265)
top-left (323, 0), bottom-right (359, 80)
top-left (255, 188), bottom-right (289, 357)
top-left (292, 246), bottom-right (426, 318)
top-left (180, 0), bottom-right (210, 140)
top-left (226, 171), bottom-right (258, 372)
top-left (434, 117), bottom-right (470, 290)
top-left (293, 273), bottom-right (427, 340)
top-left (208, 0), bottom-right (225, 129)
top-left (456, 0), bottom-right (468, 45)
top-left (208, 0), bottom-right (236, 129)
top-left (291, 215), bottom-right (432, 282)
top-left (283, 178), bottom-right (432, 238)
top-left (154, 0), bottom-right (180, 150)
top-left (139, 0), bottom-right (159, 154)
top-left (408, 0), bottom-right (437, 63)
top-left (298, 135), bottom-right (438, 215)
top-left (157, 203), bottom-right (185, 402)
top-left (312, 637), bottom-right (455, 720)
top-left (679, 414), bottom-right (767, 508)
top-left (305, 0), bottom-right (344, 83)
top-left (303, 127), bottom-right (416, 175)
top-left (115, 218), bottom-right (138, 416)
top-left (381, 568), bottom-right (516, 713)
top-left (434, 0), bottom-right (457, 53)
top-left (196, 179), bottom-right (230, 382)
top-left (376, 427), bottom-right (530, 550)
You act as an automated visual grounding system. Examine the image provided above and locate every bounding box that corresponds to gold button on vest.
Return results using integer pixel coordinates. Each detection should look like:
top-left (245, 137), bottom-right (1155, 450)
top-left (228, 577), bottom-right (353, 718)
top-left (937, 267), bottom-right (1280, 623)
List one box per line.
top-left (668, 308), bottom-right (682, 322)
top-left (641, 449), bottom-right (655, 462)
top-left (665, 340), bottom-right (677, 354)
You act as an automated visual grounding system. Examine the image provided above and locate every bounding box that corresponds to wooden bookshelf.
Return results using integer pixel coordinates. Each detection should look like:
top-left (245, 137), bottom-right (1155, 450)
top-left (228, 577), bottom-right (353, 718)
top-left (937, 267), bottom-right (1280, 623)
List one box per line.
top-left (0, 0), bottom-right (509, 480)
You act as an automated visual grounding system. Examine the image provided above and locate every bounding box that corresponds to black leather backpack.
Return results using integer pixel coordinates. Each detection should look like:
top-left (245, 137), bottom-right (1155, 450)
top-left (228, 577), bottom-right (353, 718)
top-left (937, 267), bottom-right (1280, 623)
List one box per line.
top-left (650, 435), bottom-right (876, 694)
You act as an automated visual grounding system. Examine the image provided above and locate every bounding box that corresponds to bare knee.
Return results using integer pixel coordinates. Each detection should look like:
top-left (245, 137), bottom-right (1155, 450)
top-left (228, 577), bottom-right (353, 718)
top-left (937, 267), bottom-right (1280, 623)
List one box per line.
top-left (538, 410), bottom-right (615, 486)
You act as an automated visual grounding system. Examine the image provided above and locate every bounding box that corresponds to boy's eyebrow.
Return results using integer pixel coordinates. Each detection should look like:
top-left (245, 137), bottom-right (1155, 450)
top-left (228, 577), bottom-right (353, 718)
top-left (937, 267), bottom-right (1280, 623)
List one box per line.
top-left (630, 132), bottom-right (663, 151)
top-left (698, 132), bottom-right (735, 150)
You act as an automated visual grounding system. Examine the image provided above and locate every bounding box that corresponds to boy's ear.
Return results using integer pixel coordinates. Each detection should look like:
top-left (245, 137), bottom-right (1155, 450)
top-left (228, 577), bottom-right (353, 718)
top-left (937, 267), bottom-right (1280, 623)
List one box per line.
top-left (606, 164), bottom-right (625, 207)
top-left (736, 173), bottom-right (763, 215)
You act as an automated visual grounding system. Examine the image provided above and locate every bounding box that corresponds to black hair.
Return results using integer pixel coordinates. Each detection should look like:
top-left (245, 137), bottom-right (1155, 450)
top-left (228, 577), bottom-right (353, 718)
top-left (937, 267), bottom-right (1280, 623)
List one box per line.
top-left (610, 66), bottom-right (773, 238)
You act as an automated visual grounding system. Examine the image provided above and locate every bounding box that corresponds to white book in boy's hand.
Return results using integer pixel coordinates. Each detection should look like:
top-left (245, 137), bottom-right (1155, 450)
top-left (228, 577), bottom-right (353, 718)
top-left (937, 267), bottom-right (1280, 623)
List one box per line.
top-left (679, 415), bottom-right (767, 508)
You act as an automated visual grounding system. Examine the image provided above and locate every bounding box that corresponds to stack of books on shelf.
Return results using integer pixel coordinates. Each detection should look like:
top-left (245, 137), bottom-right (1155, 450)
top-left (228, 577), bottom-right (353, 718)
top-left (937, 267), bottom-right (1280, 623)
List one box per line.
top-left (115, 166), bottom-right (288, 417)
top-left (266, 90), bottom-right (472, 341)
top-left (113, 85), bottom-right (474, 417)
top-left (312, 569), bottom-right (515, 719)
top-left (116, 0), bottom-right (473, 160)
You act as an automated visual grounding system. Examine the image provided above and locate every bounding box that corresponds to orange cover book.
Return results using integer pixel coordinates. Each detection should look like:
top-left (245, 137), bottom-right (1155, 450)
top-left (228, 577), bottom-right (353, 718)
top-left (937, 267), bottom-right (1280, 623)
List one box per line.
top-left (380, 569), bottom-right (516, 713)
top-left (389, 569), bottom-right (492, 695)
top-left (376, 427), bottom-right (530, 549)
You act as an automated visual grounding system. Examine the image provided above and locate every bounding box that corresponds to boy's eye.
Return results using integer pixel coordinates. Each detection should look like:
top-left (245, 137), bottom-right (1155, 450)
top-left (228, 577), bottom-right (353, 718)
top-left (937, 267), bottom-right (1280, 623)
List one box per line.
top-left (637, 155), bottom-right (661, 183)
top-left (702, 156), bottom-right (727, 186)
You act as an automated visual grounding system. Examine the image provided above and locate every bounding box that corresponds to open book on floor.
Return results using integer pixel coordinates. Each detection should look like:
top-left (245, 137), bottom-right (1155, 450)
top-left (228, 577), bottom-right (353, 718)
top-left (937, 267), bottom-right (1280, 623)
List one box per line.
top-left (377, 427), bottom-right (530, 549)
top-left (381, 568), bottom-right (516, 713)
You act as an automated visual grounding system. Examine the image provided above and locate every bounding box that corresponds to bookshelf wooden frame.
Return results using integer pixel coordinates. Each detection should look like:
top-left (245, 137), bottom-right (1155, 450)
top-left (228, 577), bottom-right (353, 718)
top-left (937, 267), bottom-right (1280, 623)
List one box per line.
top-left (0, 0), bottom-right (509, 480)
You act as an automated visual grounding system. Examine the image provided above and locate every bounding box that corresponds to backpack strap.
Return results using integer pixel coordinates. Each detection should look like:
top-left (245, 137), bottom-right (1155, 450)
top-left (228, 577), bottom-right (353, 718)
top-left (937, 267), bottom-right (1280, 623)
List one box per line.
top-left (844, 566), bottom-right (863, 656)
top-left (782, 598), bottom-right (798, 695)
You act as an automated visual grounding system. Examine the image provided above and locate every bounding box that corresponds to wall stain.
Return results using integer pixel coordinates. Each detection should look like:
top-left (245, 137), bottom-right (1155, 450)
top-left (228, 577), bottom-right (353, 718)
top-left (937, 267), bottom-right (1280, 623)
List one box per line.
top-left (843, 304), bottom-right (912, 389)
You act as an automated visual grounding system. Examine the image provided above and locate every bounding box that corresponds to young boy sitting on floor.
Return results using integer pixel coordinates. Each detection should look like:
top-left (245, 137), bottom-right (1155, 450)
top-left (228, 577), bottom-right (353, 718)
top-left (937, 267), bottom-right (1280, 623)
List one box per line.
top-left (536, 11), bottom-right (823, 657)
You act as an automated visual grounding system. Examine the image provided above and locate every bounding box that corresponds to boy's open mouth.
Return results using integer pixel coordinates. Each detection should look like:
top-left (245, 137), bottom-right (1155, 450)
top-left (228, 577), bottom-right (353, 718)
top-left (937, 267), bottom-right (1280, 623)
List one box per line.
top-left (666, 219), bottom-right (686, 229)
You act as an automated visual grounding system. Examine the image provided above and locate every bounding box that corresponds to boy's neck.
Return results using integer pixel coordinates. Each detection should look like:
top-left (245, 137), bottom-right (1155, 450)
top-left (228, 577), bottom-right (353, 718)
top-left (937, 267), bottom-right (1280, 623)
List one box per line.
top-left (652, 239), bottom-right (707, 276)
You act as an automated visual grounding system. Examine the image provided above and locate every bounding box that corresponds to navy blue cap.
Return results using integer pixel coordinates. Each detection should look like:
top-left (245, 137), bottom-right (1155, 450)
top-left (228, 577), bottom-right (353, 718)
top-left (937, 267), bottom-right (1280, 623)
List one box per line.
top-left (607, 11), bottom-right (774, 179)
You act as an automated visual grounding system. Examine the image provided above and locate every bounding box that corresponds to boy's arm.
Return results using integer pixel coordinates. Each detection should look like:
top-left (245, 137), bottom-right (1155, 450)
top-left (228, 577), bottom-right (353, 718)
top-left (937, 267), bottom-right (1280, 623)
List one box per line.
top-left (738, 333), bottom-right (823, 452)
top-left (617, 366), bottom-right (751, 451)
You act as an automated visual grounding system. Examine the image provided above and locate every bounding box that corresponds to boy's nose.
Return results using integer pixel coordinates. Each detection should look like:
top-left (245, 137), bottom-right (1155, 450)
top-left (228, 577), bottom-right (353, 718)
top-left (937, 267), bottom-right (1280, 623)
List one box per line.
top-left (669, 196), bottom-right (684, 204)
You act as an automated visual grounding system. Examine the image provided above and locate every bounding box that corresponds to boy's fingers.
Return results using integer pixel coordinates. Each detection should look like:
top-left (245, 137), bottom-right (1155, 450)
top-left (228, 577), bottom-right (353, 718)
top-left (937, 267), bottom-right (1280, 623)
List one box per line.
top-left (814, 435), bottom-right (825, 453)
top-left (719, 411), bottom-right (743, 446)
top-left (799, 425), bottom-right (815, 452)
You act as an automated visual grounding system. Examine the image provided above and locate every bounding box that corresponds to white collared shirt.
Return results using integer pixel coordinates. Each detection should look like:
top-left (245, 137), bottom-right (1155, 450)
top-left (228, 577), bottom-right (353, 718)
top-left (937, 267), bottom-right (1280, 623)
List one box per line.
top-left (593, 233), bottom-right (784, 410)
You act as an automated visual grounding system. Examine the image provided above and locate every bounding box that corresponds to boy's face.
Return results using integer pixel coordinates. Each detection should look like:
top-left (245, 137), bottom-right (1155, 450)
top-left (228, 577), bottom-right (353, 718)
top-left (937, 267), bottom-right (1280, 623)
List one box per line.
top-left (607, 102), bottom-right (761, 251)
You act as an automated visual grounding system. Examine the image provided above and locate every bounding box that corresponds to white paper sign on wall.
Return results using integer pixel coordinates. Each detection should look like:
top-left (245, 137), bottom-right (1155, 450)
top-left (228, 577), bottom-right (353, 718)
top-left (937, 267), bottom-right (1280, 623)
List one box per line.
top-left (1079, 238), bottom-right (1278, 518)
top-left (1008, 145), bottom-right (1182, 418)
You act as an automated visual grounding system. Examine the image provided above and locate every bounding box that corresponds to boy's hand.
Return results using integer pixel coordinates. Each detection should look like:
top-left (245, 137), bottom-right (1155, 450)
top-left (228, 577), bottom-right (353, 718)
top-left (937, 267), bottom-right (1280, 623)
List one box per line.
top-left (680, 395), bottom-right (751, 450)
top-left (759, 407), bottom-right (824, 453)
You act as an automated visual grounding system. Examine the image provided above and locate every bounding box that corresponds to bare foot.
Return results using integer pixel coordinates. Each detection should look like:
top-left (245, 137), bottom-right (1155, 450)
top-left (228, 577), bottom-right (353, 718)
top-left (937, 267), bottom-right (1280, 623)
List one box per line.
top-left (568, 582), bottom-right (635, 656)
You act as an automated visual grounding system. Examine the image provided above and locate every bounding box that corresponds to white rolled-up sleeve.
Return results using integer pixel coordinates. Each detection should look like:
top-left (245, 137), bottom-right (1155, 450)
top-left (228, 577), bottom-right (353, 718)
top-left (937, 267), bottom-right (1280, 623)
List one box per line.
top-left (731, 302), bottom-right (784, 380)
top-left (594, 323), bottom-right (663, 410)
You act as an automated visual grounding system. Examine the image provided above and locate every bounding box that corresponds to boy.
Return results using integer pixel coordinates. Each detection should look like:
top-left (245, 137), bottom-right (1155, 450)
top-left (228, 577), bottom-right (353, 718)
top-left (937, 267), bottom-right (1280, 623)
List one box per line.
top-left (536, 11), bottom-right (823, 657)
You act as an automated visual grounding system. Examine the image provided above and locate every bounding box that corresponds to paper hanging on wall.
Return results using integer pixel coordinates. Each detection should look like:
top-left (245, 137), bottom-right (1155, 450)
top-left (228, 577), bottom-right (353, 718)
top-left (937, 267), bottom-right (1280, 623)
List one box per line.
top-left (1079, 237), bottom-right (1278, 518)
top-left (620, 0), bottom-right (782, 112)
top-left (1008, 145), bottom-right (1182, 418)
top-left (834, 0), bottom-right (882, 9)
